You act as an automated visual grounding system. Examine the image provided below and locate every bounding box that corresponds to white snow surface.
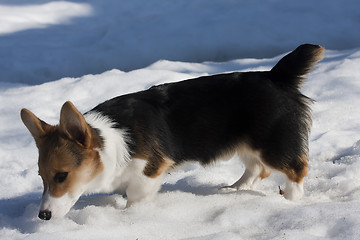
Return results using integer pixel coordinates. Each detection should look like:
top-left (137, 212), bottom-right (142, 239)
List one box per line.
top-left (0, 0), bottom-right (360, 84)
top-left (1, 0), bottom-right (360, 240)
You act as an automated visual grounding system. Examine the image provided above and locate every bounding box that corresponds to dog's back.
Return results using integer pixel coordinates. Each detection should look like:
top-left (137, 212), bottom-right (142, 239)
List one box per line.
top-left (93, 44), bottom-right (323, 178)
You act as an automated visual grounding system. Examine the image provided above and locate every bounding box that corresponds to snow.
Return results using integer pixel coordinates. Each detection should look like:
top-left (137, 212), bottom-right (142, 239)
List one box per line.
top-left (1, 0), bottom-right (360, 84)
top-left (1, 0), bottom-right (360, 239)
top-left (0, 1), bottom-right (92, 35)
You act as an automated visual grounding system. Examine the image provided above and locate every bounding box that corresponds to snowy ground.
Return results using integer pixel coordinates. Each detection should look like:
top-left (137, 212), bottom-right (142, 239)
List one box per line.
top-left (1, 0), bottom-right (360, 240)
top-left (1, 0), bottom-right (360, 84)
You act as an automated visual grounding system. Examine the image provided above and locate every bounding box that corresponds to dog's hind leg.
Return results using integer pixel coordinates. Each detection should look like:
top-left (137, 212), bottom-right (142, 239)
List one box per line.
top-left (282, 177), bottom-right (304, 201)
top-left (261, 150), bottom-right (308, 201)
top-left (221, 147), bottom-right (270, 191)
top-left (280, 157), bottom-right (308, 201)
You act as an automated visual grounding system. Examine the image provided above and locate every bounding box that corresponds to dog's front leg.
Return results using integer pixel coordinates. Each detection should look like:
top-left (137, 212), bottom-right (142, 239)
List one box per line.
top-left (120, 159), bottom-right (165, 207)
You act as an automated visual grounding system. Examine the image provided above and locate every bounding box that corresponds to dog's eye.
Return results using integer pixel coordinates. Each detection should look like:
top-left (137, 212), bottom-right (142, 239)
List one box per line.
top-left (54, 172), bottom-right (68, 183)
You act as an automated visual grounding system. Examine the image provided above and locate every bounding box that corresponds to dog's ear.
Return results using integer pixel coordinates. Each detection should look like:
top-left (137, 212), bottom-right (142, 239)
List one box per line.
top-left (21, 108), bottom-right (51, 140)
top-left (60, 101), bottom-right (91, 148)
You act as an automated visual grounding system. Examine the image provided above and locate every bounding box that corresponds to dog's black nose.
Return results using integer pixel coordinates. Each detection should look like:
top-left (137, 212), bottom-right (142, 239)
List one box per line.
top-left (38, 210), bottom-right (52, 220)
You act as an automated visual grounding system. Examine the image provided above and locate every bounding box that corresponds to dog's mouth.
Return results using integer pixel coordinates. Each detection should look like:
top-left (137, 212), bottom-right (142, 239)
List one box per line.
top-left (38, 192), bottom-right (79, 220)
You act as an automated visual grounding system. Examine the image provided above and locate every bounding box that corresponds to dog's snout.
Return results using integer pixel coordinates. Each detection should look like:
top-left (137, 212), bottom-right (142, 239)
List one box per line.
top-left (38, 210), bottom-right (52, 220)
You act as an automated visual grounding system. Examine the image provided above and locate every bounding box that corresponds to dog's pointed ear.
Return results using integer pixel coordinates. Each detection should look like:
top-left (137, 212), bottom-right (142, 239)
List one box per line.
top-left (60, 101), bottom-right (91, 148)
top-left (21, 108), bottom-right (51, 140)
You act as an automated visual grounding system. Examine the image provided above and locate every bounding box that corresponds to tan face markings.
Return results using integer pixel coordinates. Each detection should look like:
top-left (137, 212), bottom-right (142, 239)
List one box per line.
top-left (22, 102), bottom-right (105, 199)
top-left (20, 108), bottom-right (54, 140)
top-left (37, 130), bottom-right (103, 198)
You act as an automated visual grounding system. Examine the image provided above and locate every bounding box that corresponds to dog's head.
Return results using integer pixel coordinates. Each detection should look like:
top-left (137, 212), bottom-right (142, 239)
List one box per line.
top-left (21, 101), bottom-right (104, 220)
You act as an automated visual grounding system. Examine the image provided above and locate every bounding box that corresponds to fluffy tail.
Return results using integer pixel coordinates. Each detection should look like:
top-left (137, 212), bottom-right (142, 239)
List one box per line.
top-left (270, 44), bottom-right (324, 88)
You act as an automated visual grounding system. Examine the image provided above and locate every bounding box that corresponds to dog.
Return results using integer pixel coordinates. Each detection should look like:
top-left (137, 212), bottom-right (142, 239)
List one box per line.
top-left (21, 44), bottom-right (324, 220)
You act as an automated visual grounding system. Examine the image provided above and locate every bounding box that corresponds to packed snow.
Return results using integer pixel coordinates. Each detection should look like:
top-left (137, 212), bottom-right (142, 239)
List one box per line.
top-left (1, 0), bottom-right (360, 84)
top-left (1, 0), bottom-right (360, 240)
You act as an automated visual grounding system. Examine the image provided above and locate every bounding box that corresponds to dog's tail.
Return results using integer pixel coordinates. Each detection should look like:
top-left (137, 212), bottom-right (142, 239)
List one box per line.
top-left (270, 44), bottom-right (324, 88)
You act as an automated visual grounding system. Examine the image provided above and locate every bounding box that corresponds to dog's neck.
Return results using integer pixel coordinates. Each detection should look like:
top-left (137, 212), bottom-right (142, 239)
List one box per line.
top-left (84, 112), bottom-right (131, 194)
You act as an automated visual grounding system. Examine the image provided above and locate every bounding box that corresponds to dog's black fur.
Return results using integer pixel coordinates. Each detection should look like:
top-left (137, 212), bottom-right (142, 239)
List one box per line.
top-left (90, 44), bottom-right (324, 181)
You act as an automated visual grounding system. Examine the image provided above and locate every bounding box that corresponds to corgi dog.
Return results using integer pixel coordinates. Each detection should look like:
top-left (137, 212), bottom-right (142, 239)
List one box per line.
top-left (21, 44), bottom-right (324, 220)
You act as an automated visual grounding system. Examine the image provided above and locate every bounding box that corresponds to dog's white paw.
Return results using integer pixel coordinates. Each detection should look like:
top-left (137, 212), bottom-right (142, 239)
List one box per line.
top-left (283, 180), bottom-right (304, 201)
top-left (219, 186), bottom-right (238, 192)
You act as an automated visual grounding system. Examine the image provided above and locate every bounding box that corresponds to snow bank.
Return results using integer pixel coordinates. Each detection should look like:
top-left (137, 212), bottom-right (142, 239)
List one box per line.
top-left (0, 1), bottom-right (92, 35)
top-left (0, 0), bottom-right (360, 84)
top-left (1, 48), bottom-right (360, 239)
